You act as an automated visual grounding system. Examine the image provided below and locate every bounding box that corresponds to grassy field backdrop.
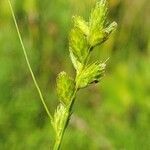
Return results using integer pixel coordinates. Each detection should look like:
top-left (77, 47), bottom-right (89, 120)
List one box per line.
top-left (0, 0), bottom-right (150, 149)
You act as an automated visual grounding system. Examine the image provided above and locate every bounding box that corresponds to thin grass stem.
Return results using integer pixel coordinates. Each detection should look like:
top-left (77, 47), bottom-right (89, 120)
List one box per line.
top-left (8, 0), bottom-right (52, 121)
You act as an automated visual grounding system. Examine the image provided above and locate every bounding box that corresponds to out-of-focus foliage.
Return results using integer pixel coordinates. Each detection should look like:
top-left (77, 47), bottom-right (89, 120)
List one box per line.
top-left (0, 0), bottom-right (149, 149)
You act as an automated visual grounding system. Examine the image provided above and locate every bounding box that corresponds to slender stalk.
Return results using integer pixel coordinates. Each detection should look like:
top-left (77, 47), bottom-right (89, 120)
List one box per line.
top-left (7, 0), bottom-right (52, 121)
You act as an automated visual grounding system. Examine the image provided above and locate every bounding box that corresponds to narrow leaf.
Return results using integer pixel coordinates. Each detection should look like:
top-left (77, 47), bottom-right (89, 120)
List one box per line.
top-left (70, 50), bottom-right (83, 73)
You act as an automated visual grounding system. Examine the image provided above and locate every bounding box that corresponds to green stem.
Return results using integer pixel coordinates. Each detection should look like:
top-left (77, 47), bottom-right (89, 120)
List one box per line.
top-left (53, 45), bottom-right (92, 149)
top-left (53, 137), bottom-right (61, 150)
top-left (53, 87), bottom-right (78, 150)
top-left (8, 0), bottom-right (52, 121)
top-left (53, 112), bottom-right (69, 150)
top-left (53, 48), bottom-right (91, 149)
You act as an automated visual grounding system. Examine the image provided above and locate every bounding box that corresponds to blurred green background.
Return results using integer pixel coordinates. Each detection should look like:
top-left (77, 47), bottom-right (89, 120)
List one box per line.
top-left (0, 0), bottom-right (150, 149)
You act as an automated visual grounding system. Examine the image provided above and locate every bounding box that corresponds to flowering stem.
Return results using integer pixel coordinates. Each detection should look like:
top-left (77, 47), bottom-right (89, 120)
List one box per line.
top-left (53, 51), bottom-right (90, 150)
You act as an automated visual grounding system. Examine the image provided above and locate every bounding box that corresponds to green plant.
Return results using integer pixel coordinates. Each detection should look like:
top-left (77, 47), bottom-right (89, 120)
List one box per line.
top-left (8, 0), bottom-right (117, 149)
